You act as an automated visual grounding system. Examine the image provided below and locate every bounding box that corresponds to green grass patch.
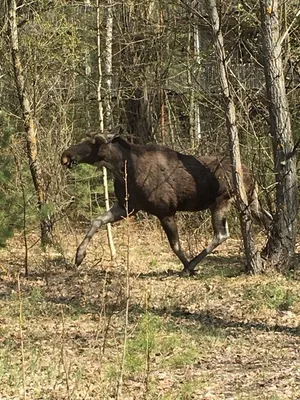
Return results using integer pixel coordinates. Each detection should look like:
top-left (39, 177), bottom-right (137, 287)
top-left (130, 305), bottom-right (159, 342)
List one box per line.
top-left (125, 313), bottom-right (162, 374)
top-left (243, 282), bottom-right (298, 311)
top-left (122, 311), bottom-right (226, 377)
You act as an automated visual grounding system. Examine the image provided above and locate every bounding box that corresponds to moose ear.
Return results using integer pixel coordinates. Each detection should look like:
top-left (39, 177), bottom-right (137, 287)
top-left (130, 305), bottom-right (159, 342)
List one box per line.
top-left (107, 125), bottom-right (125, 142)
top-left (111, 125), bottom-right (124, 136)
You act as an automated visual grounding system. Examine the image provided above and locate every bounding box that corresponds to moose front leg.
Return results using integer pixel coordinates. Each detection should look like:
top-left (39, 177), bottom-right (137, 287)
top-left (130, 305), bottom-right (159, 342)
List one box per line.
top-left (75, 203), bottom-right (127, 266)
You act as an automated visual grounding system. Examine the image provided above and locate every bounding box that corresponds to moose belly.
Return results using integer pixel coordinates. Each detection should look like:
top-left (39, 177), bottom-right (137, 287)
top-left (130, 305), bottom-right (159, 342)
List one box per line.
top-left (134, 185), bottom-right (217, 215)
top-left (175, 179), bottom-right (219, 212)
top-left (114, 177), bottom-right (219, 215)
top-left (177, 196), bottom-right (215, 212)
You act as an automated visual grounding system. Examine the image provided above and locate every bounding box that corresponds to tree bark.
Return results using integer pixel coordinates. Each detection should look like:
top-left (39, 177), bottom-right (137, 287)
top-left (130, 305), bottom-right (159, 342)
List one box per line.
top-left (8, 0), bottom-right (52, 245)
top-left (125, 87), bottom-right (153, 144)
top-left (259, 0), bottom-right (298, 272)
top-left (193, 21), bottom-right (201, 143)
top-left (104, 0), bottom-right (113, 130)
top-left (206, 0), bottom-right (263, 274)
top-left (96, 0), bottom-right (116, 260)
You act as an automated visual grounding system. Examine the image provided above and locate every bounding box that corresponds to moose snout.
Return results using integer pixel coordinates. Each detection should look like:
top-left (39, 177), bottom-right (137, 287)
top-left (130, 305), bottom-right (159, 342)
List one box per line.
top-left (61, 153), bottom-right (77, 169)
top-left (61, 153), bottom-right (71, 167)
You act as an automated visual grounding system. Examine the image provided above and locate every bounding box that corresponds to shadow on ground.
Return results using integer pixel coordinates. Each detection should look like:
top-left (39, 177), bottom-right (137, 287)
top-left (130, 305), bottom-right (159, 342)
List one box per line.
top-left (2, 252), bottom-right (300, 339)
top-left (134, 305), bottom-right (300, 337)
top-left (131, 254), bottom-right (244, 280)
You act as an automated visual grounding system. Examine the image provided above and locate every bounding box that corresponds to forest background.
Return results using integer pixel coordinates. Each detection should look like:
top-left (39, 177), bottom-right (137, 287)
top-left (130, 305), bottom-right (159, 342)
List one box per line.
top-left (1, 0), bottom-right (300, 265)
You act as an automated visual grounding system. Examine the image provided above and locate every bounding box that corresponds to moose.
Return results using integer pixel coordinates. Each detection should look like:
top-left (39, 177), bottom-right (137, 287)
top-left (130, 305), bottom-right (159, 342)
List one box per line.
top-left (61, 128), bottom-right (271, 276)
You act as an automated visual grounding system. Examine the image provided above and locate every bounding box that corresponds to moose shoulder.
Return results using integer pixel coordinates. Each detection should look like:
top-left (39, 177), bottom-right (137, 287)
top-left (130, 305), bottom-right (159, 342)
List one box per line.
top-left (61, 133), bottom-right (271, 276)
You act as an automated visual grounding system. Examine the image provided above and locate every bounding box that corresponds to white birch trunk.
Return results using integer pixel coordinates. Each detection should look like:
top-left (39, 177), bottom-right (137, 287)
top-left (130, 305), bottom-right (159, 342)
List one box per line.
top-left (104, 0), bottom-right (113, 130)
top-left (188, 17), bottom-right (201, 148)
top-left (193, 23), bottom-right (201, 141)
top-left (187, 22), bottom-right (195, 148)
top-left (96, 0), bottom-right (116, 260)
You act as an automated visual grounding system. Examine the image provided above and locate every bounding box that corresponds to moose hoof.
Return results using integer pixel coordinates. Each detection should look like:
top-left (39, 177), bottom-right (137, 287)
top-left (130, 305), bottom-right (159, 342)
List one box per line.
top-left (179, 268), bottom-right (196, 278)
top-left (179, 269), bottom-right (189, 277)
top-left (75, 249), bottom-right (86, 267)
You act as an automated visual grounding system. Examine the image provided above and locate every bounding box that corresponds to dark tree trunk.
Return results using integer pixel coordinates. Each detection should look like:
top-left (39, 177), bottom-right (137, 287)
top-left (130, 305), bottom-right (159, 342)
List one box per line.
top-left (260, 0), bottom-right (298, 272)
top-left (206, 0), bottom-right (263, 274)
top-left (125, 87), bottom-right (153, 144)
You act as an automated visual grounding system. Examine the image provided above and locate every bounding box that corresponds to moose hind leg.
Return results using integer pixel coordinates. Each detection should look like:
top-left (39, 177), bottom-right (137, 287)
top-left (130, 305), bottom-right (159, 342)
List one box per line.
top-left (160, 216), bottom-right (189, 268)
top-left (75, 203), bottom-right (128, 266)
top-left (182, 209), bottom-right (230, 276)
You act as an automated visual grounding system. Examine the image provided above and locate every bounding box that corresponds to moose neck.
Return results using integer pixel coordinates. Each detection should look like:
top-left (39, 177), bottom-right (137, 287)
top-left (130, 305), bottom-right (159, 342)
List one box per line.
top-left (97, 139), bottom-right (138, 181)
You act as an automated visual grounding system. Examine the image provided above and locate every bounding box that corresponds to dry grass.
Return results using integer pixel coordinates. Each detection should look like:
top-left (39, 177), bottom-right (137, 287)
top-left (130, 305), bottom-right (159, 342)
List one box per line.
top-left (1, 219), bottom-right (300, 400)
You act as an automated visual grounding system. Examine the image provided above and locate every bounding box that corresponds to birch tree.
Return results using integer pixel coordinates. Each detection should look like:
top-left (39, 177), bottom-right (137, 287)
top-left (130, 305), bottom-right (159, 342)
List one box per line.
top-left (259, 0), bottom-right (298, 272)
top-left (193, 22), bottom-right (201, 143)
top-left (205, 0), bottom-right (263, 273)
top-left (96, 0), bottom-right (116, 259)
top-left (7, 0), bottom-right (52, 245)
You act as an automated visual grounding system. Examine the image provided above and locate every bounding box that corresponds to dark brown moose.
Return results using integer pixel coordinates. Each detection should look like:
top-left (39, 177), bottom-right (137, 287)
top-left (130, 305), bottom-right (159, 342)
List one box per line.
top-left (61, 129), bottom-right (271, 276)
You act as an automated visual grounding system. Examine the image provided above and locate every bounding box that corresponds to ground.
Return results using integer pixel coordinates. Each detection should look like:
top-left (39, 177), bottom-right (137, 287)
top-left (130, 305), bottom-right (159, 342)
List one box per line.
top-left (1, 219), bottom-right (300, 400)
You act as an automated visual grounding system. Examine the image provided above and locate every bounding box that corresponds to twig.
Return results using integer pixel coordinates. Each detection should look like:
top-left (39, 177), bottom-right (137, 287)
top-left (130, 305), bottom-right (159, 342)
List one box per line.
top-left (279, 9), bottom-right (300, 47)
top-left (17, 274), bottom-right (27, 400)
top-left (285, 137), bottom-right (300, 161)
top-left (143, 292), bottom-right (151, 399)
top-left (116, 160), bottom-right (130, 399)
top-left (60, 307), bottom-right (71, 400)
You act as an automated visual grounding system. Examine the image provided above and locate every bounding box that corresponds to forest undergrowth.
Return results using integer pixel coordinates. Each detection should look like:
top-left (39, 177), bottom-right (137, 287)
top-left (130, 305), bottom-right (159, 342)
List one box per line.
top-left (1, 218), bottom-right (300, 400)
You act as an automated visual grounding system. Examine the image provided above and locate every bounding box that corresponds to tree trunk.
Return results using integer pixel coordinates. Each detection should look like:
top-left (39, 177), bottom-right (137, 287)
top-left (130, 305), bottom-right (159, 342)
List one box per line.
top-left (125, 87), bottom-right (153, 144)
top-left (193, 21), bottom-right (201, 143)
top-left (187, 20), bottom-right (195, 149)
top-left (104, 0), bottom-right (113, 130)
top-left (96, 0), bottom-right (116, 260)
top-left (8, 0), bottom-right (52, 245)
top-left (206, 0), bottom-right (262, 274)
top-left (259, 0), bottom-right (298, 272)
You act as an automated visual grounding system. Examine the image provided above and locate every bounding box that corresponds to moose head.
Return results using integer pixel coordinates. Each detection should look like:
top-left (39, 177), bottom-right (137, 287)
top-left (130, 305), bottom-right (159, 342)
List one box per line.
top-left (61, 125), bottom-right (123, 168)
